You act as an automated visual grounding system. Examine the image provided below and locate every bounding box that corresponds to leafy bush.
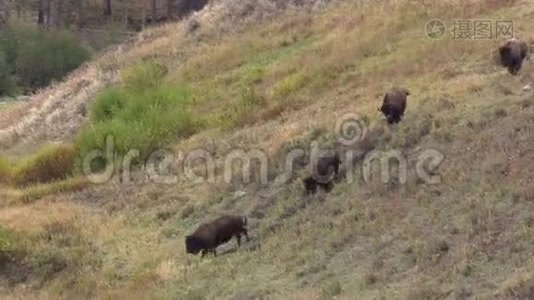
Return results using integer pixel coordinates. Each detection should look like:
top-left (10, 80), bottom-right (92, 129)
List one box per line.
top-left (15, 30), bottom-right (92, 90)
top-left (0, 25), bottom-right (92, 94)
top-left (0, 50), bottom-right (17, 96)
top-left (120, 61), bottom-right (168, 93)
top-left (11, 143), bottom-right (77, 187)
top-left (89, 88), bottom-right (127, 122)
top-left (77, 84), bottom-right (201, 171)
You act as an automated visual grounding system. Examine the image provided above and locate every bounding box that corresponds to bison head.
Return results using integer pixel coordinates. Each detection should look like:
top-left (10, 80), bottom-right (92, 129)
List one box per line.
top-left (185, 235), bottom-right (205, 255)
top-left (499, 44), bottom-right (512, 57)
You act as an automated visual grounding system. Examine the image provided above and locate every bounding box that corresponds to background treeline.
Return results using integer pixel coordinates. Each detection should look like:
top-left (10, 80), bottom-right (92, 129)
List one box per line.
top-left (0, 0), bottom-right (209, 32)
top-left (0, 0), bottom-right (209, 97)
top-left (0, 25), bottom-right (92, 96)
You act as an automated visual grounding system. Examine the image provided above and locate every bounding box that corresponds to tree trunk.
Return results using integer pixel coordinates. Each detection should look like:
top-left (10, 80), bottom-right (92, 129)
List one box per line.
top-left (78, 0), bottom-right (85, 28)
top-left (103, 0), bottom-right (111, 17)
top-left (167, 0), bottom-right (173, 19)
top-left (123, 0), bottom-right (129, 26)
top-left (0, 0), bottom-right (9, 27)
top-left (38, 0), bottom-right (45, 25)
top-left (46, 0), bottom-right (52, 26)
top-left (54, 0), bottom-right (63, 28)
top-left (16, 1), bottom-right (22, 19)
top-left (151, 0), bottom-right (156, 23)
top-left (141, 0), bottom-right (146, 30)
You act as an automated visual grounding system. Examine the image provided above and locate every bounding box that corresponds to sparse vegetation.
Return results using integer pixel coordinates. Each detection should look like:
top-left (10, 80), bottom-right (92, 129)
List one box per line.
top-left (19, 177), bottom-right (91, 204)
top-left (0, 225), bottom-right (23, 264)
top-left (11, 143), bottom-right (77, 187)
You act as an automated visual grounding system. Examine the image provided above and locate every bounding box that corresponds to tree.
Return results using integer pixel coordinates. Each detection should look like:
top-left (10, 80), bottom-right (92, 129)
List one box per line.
top-left (46, 0), bottom-right (51, 26)
top-left (151, 0), bottom-right (156, 23)
top-left (50, 0), bottom-right (63, 28)
top-left (0, 0), bottom-right (10, 27)
top-left (103, 0), bottom-right (111, 17)
top-left (166, 0), bottom-right (173, 19)
top-left (37, 0), bottom-right (45, 25)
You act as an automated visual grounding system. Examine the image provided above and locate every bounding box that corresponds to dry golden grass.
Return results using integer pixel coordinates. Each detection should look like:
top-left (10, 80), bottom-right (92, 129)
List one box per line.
top-left (0, 199), bottom-right (86, 233)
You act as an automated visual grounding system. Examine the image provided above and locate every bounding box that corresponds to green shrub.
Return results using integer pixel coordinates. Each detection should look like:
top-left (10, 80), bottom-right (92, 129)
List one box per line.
top-left (0, 24), bottom-right (35, 66)
top-left (12, 143), bottom-right (77, 187)
top-left (15, 30), bottom-right (92, 90)
top-left (0, 25), bottom-right (92, 93)
top-left (0, 50), bottom-right (17, 96)
top-left (90, 88), bottom-right (127, 122)
top-left (77, 85), bottom-right (200, 171)
top-left (120, 61), bottom-right (168, 93)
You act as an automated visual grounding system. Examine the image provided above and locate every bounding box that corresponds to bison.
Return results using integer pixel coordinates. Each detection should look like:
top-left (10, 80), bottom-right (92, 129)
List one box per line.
top-left (379, 88), bottom-right (410, 124)
top-left (185, 215), bottom-right (249, 257)
top-left (499, 37), bottom-right (530, 75)
top-left (303, 176), bottom-right (334, 195)
top-left (304, 151), bottom-right (341, 194)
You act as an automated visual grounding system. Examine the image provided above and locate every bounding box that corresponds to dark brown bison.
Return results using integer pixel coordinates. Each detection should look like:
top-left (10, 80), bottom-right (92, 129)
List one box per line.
top-left (499, 38), bottom-right (530, 75)
top-left (185, 215), bottom-right (249, 257)
top-left (304, 151), bottom-right (341, 194)
top-left (303, 176), bottom-right (334, 194)
top-left (379, 88), bottom-right (410, 124)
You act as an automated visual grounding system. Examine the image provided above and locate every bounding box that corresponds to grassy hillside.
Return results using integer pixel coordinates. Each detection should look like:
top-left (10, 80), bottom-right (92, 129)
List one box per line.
top-left (2, 0), bottom-right (534, 298)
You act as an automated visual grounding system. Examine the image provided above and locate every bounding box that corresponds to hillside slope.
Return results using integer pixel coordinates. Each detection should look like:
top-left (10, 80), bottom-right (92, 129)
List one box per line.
top-left (2, 0), bottom-right (534, 299)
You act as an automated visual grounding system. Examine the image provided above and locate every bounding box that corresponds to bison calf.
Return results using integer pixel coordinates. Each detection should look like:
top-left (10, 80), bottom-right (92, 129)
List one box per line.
top-left (185, 215), bottom-right (249, 257)
top-left (499, 37), bottom-right (530, 75)
top-left (379, 88), bottom-right (410, 124)
top-left (304, 151), bottom-right (341, 194)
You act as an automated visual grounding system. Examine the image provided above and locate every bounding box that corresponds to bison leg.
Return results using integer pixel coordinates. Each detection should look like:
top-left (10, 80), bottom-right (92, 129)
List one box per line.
top-left (509, 66), bottom-right (516, 75)
top-left (387, 113), bottom-right (401, 124)
top-left (236, 235), bottom-right (241, 247)
top-left (201, 248), bottom-right (216, 257)
top-left (324, 181), bottom-right (334, 192)
top-left (509, 64), bottom-right (521, 75)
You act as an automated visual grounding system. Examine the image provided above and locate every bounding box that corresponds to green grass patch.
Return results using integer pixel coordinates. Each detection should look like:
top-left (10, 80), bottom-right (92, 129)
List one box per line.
top-left (0, 102), bottom-right (14, 110)
top-left (120, 61), bottom-right (167, 93)
top-left (0, 226), bottom-right (26, 265)
top-left (20, 177), bottom-right (91, 204)
top-left (272, 71), bottom-right (309, 99)
top-left (77, 62), bottom-right (201, 170)
top-left (11, 143), bottom-right (77, 187)
top-left (0, 155), bottom-right (12, 185)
